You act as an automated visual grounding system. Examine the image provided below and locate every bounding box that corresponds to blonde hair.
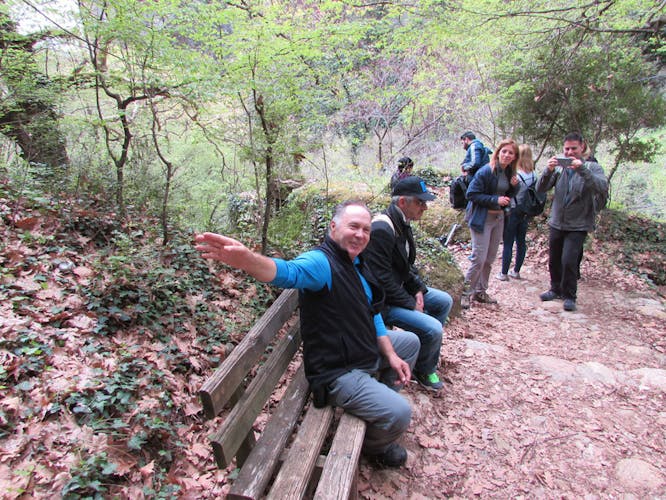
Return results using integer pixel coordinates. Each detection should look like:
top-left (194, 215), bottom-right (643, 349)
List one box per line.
top-left (517, 144), bottom-right (535, 173)
top-left (490, 138), bottom-right (519, 173)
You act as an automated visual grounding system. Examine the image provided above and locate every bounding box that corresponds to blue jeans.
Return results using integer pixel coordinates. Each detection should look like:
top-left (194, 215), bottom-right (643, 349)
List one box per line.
top-left (384, 287), bottom-right (453, 376)
top-left (501, 211), bottom-right (530, 274)
top-left (326, 329), bottom-right (419, 454)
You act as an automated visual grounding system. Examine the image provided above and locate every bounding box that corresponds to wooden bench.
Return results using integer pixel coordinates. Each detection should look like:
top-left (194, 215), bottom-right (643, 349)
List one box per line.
top-left (199, 288), bottom-right (367, 499)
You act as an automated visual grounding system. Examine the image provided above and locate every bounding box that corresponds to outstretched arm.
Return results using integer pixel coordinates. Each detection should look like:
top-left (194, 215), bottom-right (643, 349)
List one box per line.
top-left (195, 232), bottom-right (277, 282)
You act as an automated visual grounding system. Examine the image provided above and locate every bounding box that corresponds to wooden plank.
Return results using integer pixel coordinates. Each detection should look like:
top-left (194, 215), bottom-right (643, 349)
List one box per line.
top-left (266, 404), bottom-right (335, 500)
top-left (199, 288), bottom-right (299, 419)
top-left (228, 385), bottom-right (256, 467)
top-left (228, 365), bottom-right (310, 500)
top-left (210, 322), bottom-right (301, 468)
top-left (314, 412), bottom-right (366, 500)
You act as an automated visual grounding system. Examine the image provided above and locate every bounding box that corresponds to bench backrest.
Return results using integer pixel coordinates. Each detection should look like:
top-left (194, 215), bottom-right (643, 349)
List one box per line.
top-left (198, 288), bottom-right (300, 467)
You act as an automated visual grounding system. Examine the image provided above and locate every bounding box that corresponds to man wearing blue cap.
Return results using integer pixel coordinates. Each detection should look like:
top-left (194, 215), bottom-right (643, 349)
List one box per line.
top-left (364, 176), bottom-right (453, 392)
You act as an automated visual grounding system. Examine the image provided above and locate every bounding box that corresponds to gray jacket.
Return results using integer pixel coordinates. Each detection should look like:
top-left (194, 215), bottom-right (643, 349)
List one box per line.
top-left (536, 160), bottom-right (608, 232)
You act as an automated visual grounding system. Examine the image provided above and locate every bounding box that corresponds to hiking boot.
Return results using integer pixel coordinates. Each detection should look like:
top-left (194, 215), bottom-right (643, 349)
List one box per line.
top-left (539, 290), bottom-right (560, 301)
top-left (415, 372), bottom-right (444, 391)
top-left (508, 270), bottom-right (521, 279)
top-left (563, 298), bottom-right (577, 311)
top-left (473, 291), bottom-right (497, 304)
top-left (365, 443), bottom-right (407, 468)
top-left (496, 272), bottom-right (508, 281)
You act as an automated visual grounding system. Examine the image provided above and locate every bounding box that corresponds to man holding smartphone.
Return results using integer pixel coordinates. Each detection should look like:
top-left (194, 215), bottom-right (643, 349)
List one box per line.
top-left (536, 132), bottom-right (608, 311)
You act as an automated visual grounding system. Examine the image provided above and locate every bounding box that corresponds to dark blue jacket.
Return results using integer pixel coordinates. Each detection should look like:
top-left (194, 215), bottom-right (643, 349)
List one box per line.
top-left (461, 139), bottom-right (491, 176)
top-left (465, 164), bottom-right (516, 233)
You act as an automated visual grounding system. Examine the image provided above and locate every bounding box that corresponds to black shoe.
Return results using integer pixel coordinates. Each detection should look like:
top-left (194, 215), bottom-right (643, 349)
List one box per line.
top-left (563, 298), bottom-right (576, 311)
top-left (366, 443), bottom-right (407, 468)
top-left (540, 290), bottom-right (561, 301)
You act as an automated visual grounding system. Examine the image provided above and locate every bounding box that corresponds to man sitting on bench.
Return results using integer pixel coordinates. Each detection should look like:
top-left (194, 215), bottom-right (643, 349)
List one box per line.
top-left (195, 200), bottom-right (419, 468)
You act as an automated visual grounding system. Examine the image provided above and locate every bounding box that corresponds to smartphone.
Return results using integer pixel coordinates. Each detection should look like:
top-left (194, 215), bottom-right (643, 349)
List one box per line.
top-left (556, 156), bottom-right (573, 167)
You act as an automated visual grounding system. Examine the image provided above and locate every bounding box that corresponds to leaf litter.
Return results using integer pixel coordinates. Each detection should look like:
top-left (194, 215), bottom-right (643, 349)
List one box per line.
top-left (0, 195), bottom-right (664, 498)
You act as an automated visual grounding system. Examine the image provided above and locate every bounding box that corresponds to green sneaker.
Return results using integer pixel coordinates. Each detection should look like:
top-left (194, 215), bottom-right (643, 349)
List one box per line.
top-left (415, 372), bottom-right (443, 391)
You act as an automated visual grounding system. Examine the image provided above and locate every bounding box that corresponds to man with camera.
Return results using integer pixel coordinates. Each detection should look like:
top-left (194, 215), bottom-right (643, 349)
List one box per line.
top-left (536, 132), bottom-right (608, 312)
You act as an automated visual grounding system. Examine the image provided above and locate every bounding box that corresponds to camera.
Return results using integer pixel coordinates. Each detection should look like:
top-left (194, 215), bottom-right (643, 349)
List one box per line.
top-left (556, 156), bottom-right (573, 167)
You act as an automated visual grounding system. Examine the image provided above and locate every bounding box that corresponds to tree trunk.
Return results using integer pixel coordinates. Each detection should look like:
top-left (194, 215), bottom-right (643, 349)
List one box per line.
top-left (254, 92), bottom-right (275, 255)
top-left (0, 12), bottom-right (69, 170)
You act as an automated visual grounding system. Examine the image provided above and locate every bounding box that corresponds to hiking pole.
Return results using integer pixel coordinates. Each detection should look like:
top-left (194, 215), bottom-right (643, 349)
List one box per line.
top-left (439, 223), bottom-right (459, 247)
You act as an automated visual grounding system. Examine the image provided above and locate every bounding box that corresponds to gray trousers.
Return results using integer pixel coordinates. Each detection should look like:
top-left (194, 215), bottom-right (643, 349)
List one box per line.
top-left (465, 211), bottom-right (505, 293)
top-left (326, 330), bottom-right (419, 454)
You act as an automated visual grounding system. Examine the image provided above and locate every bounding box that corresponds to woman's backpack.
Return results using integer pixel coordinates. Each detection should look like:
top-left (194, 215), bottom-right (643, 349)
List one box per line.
top-left (516, 173), bottom-right (546, 217)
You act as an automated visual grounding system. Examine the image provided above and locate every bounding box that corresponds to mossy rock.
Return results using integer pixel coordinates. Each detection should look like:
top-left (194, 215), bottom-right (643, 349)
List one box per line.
top-left (413, 197), bottom-right (467, 317)
top-left (419, 197), bottom-right (470, 245)
top-left (267, 180), bottom-right (387, 257)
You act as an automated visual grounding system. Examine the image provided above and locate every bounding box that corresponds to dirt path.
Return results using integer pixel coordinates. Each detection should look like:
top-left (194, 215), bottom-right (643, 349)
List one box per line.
top-left (360, 239), bottom-right (666, 498)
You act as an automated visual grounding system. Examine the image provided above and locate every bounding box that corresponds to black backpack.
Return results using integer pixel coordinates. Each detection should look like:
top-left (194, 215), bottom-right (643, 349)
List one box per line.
top-left (515, 173), bottom-right (546, 217)
top-left (449, 175), bottom-right (470, 209)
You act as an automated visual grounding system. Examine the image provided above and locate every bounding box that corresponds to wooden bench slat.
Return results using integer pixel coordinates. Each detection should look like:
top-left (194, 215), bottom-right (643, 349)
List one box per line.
top-left (227, 364), bottom-right (310, 500)
top-left (199, 288), bottom-right (299, 419)
top-left (209, 322), bottom-right (301, 468)
top-left (266, 404), bottom-right (335, 499)
top-left (314, 412), bottom-right (366, 500)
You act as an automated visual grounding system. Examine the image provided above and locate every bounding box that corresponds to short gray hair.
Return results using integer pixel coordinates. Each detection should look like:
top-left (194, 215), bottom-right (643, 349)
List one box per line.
top-left (331, 200), bottom-right (371, 225)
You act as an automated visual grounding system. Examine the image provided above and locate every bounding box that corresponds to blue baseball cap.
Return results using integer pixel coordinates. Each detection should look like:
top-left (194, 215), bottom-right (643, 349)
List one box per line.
top-left (391, 176), bottom-right (436, 201)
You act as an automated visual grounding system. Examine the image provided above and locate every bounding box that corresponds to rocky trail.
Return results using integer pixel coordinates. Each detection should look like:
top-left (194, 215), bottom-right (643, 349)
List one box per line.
top-left (360, 237), bottom-right (666, 499)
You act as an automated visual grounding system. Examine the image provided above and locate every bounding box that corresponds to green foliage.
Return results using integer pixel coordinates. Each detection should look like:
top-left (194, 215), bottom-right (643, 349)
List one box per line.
top-left (596, 209), bottom-right (666, 285)
top-left (0, 329), bottom-right (51, 382)
top-left (267, 194), bottom-right (332, 257)
top-left (493, 15), bottom-right (666, 158)
top-left (65, 356), bottom-right (145, 424)
top-left (615, 137), bottom-right (663, 163)
top-left (82, 230), bottom-right (270, 340)
top-left (62, 452), bottom-right (120, 499)
top-left (267, 181), bottom-right (388, 257)
top-left (227, 193), bottom-right (260, 238)
top-left (414, 166), bottom-right (446, 188)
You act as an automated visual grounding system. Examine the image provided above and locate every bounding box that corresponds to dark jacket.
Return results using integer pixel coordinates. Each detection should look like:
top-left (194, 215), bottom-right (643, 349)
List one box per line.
top-left (363, 203), bottom-right (427, 312)
top-left (465, 163), bottom-right (516, 233)
top-left (300, 236), bottom-right (385, 397)
top-left (536, 160), bottom-right (607, 232)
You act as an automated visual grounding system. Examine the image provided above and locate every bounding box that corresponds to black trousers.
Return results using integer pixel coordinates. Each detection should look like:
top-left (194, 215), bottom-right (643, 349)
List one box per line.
top-left (548, 227), bottom-right (587, 300)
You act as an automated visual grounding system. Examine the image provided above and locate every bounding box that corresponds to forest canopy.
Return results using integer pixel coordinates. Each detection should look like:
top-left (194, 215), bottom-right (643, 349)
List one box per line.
top-left (1, 0), bottom-right (665, 238)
